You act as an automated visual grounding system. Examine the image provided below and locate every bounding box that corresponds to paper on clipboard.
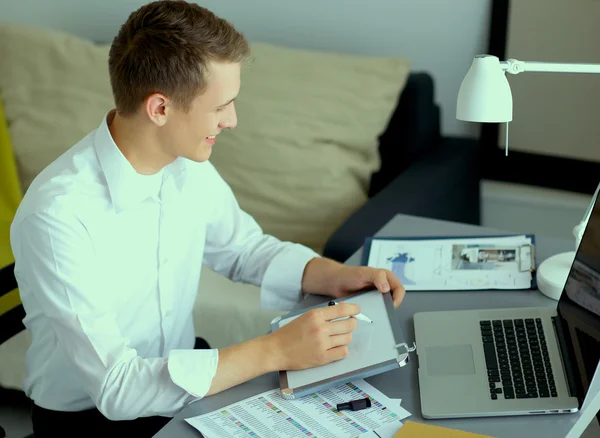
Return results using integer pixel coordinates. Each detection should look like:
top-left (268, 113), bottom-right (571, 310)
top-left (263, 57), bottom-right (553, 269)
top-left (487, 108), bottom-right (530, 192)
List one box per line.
top-left (364, 234), bottom-right (536, 291)
top-left (270, 291), bottom-right (413, 400)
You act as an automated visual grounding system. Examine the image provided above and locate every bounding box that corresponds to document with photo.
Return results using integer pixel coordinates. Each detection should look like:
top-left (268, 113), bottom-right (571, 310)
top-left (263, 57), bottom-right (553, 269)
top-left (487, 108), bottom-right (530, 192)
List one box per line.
top-left (364, 235), bottom-right (535, 291)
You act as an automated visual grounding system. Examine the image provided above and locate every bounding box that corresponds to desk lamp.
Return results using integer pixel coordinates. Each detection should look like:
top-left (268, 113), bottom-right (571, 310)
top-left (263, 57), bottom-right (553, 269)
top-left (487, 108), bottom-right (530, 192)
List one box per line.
top-left (456, 54), bottom-right (600, 300)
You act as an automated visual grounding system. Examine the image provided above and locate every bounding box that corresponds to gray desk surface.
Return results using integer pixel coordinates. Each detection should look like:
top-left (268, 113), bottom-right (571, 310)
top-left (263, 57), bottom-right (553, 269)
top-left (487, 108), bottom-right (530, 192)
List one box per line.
top-left (156, 214), bottom-right (600, 437)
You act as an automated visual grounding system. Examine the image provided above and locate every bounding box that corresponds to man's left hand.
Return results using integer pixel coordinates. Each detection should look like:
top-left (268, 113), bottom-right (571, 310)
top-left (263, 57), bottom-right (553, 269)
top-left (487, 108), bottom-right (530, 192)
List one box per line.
top-left (302, 258), bottom-right (406, 308)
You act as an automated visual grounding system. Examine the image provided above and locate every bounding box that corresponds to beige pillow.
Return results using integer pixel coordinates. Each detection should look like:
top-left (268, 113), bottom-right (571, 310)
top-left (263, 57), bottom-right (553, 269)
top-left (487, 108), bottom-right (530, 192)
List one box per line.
top-left (211, 43), bottom-right (410, 252)
top-left (0, 22), bottom-right (113, 192)
top-left (0, 22), bottom-right (410, 252)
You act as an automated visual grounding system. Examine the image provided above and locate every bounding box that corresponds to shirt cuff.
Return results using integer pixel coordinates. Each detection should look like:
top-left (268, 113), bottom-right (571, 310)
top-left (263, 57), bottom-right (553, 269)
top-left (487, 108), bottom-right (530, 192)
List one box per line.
top-left (168, 349), bottom-right (219, 398)
top-left (260, 243), bottom-right (320, 311)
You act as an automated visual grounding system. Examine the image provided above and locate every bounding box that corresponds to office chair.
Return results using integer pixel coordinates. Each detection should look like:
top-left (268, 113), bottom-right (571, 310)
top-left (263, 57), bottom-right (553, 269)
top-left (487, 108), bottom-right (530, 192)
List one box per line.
top-left (0, 262), bottom-right (25, 344)
top-left (0, 262), bottom-right (31, 438)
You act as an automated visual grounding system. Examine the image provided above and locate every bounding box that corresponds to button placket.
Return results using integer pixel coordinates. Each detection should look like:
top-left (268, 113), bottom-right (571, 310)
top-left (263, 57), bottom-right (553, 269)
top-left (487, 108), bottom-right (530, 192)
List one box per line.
top-left (157, 184), bottom-right (174, 352)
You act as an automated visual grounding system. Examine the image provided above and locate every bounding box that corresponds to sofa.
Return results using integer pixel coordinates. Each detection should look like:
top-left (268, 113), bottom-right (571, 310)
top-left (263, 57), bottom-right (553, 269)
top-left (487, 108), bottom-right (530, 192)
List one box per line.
top-left (0, 21), bottom-right (480, 400)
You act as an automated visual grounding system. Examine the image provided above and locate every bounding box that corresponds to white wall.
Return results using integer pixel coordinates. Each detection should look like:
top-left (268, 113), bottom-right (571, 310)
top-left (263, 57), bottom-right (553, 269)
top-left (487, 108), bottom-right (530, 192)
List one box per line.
top-left (0, 0), bottom-right (491, 139)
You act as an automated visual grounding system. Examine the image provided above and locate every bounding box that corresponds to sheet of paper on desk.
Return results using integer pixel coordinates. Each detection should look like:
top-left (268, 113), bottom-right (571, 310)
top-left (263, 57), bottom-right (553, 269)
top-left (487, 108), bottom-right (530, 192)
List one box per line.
top-left (366, 235), bottom-right (534, 291)
top-left (185, 379), bottom-right (410, 437)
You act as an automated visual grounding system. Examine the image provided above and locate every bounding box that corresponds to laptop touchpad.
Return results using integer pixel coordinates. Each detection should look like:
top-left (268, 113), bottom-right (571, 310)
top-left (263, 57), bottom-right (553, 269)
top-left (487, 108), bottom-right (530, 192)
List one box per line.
top-left (426, 345), bottom-right (475, 376)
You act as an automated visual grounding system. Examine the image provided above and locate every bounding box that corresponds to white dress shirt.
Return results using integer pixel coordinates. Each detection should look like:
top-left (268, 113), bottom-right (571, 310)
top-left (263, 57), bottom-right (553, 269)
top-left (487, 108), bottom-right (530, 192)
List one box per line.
top-left (9, 111), bottom-right (319, 420)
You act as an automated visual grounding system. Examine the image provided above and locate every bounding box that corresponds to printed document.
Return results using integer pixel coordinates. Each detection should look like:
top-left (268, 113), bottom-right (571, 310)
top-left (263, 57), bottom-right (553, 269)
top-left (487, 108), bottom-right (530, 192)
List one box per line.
top-left (366, 235), bottom-right (534, 291)
top-left (185, 379), bottom-right (410, 437)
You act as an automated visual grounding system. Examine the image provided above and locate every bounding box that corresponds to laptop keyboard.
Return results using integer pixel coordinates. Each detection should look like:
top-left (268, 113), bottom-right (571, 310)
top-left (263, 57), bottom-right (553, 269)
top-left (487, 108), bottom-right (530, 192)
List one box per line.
top-left (480, 318), bottom-right (557, 400)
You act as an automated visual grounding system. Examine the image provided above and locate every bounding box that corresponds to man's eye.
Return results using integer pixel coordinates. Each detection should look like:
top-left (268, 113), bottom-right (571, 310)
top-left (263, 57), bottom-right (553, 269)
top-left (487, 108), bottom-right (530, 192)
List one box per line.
top-left (216, 107), bottom-right (225, 113)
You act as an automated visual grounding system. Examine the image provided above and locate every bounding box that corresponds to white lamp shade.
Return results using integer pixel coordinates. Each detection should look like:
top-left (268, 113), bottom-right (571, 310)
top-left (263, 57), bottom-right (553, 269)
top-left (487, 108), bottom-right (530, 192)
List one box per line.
top-left (456, 55), bottom-right (513, 123)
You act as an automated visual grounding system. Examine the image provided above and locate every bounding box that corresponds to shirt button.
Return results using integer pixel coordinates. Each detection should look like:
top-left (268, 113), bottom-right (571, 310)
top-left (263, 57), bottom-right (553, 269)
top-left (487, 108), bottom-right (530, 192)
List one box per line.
top-left (164, 310), bottom-right (171, 319)
top-left (162, 257), bottom-right (169, 264)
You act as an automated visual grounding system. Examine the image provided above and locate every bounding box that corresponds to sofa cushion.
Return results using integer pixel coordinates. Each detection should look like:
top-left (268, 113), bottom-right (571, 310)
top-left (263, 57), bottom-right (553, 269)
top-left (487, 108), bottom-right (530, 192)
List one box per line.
top-left (0, 22), bottom-right (410, 253)
top-left (0, 22), bottom-right (114, 193)
top-left (211, 43), bottom-right (410, 252)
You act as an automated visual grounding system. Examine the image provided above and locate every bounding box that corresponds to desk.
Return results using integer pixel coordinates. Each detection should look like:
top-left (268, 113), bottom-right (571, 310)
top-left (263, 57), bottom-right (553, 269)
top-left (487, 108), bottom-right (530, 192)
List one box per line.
top-left (156, 214), bottom-right (600, 437)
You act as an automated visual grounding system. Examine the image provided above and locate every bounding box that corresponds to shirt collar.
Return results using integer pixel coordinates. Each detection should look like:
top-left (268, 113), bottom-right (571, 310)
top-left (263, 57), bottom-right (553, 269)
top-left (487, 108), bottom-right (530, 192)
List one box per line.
top-left (93, 111), bottom-right (190, 212)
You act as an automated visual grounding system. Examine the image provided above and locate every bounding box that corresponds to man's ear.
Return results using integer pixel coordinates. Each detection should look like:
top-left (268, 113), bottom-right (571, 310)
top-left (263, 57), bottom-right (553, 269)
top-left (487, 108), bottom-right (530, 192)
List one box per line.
top-left (145, 93), bottom-right (170, 126)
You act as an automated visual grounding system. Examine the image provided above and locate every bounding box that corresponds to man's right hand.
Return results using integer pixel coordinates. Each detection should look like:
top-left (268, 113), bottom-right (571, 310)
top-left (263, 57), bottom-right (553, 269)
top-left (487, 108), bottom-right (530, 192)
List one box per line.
top-left (268, 302), bottom-right (360, 371)
top-left (205, 302), bottom-right (360, 396)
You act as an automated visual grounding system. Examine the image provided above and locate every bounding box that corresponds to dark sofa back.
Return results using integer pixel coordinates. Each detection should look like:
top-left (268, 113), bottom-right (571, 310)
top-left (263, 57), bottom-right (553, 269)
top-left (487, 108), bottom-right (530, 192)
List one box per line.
top-left (370, 73), bottom-right (442, 197)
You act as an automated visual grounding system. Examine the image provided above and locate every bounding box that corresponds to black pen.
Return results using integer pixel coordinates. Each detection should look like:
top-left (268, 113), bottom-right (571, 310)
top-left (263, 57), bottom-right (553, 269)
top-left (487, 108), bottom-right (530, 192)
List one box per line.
top-left (336, 398), bottom-right (372, 411)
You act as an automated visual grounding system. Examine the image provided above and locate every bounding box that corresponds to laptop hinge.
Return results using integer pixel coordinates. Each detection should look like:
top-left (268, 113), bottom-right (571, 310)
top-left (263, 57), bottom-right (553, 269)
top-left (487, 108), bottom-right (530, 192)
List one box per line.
top-left (552, 316), bottom-right (578, 398)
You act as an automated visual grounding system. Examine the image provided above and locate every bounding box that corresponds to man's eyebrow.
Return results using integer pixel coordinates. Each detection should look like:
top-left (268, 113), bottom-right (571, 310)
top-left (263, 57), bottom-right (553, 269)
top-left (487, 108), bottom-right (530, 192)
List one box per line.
top-left (216, 96), bottom-right (237, 108)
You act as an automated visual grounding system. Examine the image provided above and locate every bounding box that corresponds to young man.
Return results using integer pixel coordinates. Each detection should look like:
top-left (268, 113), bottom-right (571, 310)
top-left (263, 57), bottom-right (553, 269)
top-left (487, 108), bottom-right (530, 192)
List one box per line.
top-left (9, 1), bottom-right (405, 436)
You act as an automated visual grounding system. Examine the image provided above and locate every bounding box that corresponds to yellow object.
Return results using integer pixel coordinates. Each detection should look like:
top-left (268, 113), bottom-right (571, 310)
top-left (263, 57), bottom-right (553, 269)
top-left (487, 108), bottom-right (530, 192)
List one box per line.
top-left (394, 421), bottom-right (494, 438)
top-left (0, 94), bottom-right (23, 322)
top-left (0, 94), bottom-right (22, 268)
top-left (0, 288), bottom-right (20, 317)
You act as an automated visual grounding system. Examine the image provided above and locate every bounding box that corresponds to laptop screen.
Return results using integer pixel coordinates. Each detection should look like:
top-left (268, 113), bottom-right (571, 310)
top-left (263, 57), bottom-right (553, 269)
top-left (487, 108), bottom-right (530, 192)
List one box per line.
top-left (558, 191), bottom-right (600, 413)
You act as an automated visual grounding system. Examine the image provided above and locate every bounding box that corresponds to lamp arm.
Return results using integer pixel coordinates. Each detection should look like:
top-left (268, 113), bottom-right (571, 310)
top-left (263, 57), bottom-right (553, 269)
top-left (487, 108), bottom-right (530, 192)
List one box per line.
top-left (500, 59), bottom-right (600, 75)
top-left (490, 56), bottom-right (600, 247)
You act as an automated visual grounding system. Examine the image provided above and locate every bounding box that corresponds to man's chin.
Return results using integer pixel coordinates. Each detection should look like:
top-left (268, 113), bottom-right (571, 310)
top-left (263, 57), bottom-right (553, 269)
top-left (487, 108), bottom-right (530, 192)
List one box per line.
top-left (185, 148), bottom-right (212, 163)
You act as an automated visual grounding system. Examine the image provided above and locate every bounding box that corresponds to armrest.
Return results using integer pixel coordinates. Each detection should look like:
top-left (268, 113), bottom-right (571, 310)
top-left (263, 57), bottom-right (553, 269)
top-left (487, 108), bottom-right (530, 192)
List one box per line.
top-left (370, 72), bottom-right (441, 197)
top-left (323, 137), bottom-right (481, 262)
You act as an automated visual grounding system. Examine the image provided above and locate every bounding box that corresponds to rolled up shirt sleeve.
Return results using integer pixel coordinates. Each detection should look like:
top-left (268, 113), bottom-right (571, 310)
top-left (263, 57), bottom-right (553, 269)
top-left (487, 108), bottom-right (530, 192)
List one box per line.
top-left (167, 349), bottom-right (219, 398)
top-left (259, 243), bottom-right (320, 310)
top-left (201, 163), bottom-right (320, 311)
top-left (13, 210), bottom-right (216, 420)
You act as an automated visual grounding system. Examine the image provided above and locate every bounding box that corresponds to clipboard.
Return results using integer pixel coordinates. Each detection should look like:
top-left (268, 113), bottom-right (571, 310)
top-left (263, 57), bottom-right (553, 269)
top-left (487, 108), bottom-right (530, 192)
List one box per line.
top-left (270, 290), bottom-right (415, 400)
top-left (362, 234), bottom-right (537, 291)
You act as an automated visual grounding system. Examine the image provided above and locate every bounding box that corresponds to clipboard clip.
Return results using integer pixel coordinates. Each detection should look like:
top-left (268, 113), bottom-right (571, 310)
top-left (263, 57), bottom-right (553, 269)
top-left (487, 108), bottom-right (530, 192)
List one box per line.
top-left (395, 342), bottom-right (417, 367)
top-left (518, 243), bottom-right (536, 273)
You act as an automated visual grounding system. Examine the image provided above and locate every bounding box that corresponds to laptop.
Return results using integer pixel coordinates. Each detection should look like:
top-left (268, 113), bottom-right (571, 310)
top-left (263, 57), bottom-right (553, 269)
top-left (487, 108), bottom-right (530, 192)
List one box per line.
top-left (414, 195), bottom-right (600, 419)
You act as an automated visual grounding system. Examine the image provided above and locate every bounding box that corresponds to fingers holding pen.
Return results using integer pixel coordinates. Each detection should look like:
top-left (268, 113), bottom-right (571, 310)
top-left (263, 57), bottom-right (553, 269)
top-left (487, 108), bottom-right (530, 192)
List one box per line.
top-left (270, 301), bottom-right (362, 370)
top-left (323, 301), bottom-right (361, 321)
top-left (327, 316), bottom-right (359, 335)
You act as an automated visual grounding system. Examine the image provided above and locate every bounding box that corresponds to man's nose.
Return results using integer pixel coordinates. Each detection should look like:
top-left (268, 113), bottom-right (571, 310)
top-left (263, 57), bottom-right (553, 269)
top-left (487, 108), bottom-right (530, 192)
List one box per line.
top-left (219, 103), bottom-right (237, 130)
